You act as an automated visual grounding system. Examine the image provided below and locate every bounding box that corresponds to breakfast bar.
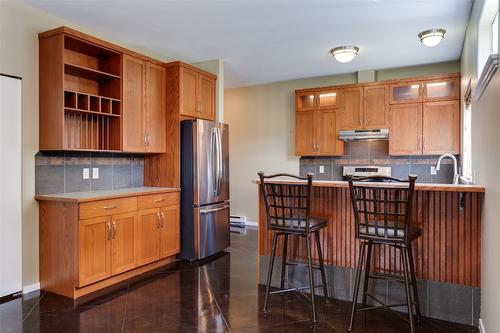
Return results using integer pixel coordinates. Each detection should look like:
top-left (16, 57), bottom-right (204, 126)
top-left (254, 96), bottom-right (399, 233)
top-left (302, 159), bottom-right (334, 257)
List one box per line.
top-left (257, 180), bottom-right (485, 324)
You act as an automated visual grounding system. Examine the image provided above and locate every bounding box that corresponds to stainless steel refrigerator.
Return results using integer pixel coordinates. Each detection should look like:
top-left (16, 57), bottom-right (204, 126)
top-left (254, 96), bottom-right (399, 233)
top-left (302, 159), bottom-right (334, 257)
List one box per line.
top-left (179, 119), bottom-right (230, 260)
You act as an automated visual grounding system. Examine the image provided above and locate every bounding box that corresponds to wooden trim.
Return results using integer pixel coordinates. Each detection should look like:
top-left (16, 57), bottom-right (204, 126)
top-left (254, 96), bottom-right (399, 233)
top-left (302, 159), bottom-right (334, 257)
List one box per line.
top-left (35, 188), bottom-right (181, 203)
top-left (39, 26), bottom-right (165, 65)
top-left (294, 73), bottom-right (460, 94)
top-left (253, 180), bottom-right (485, 193)
top-left (73, 256), bottom-right (175, 298)
top-left (164, 61), bottom-right (217, 80)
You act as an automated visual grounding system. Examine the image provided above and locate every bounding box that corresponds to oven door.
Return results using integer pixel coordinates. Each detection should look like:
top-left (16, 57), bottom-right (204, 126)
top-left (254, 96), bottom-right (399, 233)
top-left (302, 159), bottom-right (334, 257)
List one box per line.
top-left (197, 202), bottom-right (230, 259)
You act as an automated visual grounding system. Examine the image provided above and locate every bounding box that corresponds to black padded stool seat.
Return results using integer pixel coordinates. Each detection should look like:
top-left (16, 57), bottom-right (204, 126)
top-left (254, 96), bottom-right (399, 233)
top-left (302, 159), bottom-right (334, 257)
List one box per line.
top-left (258, 172), bottom-right (329, 324)
top-left (359, 222), bottom-right (422, 240)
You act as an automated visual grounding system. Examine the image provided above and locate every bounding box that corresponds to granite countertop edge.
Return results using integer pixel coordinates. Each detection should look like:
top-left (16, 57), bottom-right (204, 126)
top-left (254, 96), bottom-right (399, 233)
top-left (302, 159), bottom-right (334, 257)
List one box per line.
top-left (35, 186), bottom-right (181, 203)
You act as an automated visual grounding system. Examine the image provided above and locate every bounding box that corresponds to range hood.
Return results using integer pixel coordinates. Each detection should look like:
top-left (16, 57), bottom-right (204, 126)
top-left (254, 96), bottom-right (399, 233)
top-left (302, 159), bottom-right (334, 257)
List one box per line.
top-left (339, 128), bottom-right (389, 141)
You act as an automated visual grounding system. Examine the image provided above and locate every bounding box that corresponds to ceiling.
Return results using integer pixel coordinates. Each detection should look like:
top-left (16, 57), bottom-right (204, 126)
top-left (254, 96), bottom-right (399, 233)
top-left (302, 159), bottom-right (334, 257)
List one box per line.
top-left (23, 0), bottom-right (472, 88)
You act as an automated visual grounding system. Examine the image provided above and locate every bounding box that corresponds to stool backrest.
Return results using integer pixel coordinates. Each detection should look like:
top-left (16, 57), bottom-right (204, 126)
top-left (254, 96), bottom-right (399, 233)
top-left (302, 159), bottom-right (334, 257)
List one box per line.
top-left (258, 172), bottom-right (313, 233)
top-left (347, 175), bottom-right (417, 243)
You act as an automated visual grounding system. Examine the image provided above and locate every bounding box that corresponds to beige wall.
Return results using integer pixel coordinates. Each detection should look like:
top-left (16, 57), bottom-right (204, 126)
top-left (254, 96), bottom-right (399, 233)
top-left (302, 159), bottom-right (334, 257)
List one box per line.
top-left (0, 1), bottom-right (184, 288)
top-left (224, 61), bottom-right (460, 224)
top-left (461, 0), bottom-right (500, 331)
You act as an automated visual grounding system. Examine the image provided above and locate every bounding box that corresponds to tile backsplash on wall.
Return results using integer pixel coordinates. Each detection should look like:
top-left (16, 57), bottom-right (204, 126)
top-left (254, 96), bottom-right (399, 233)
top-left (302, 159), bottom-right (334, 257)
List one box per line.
top-left (300, 141), bottom-right (458, 183)
top-left (35, 152), bottom-right (144, 195)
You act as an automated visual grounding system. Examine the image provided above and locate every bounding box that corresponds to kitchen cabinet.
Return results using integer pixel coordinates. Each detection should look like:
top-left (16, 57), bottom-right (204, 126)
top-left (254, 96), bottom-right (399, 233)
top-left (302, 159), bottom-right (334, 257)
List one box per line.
top-left (423, 78), bottom-right (459, 102)
top-left (122, 55), bottom-right (166, 153)
top-left (422, 100), bottom-right (460, 154)
top-left (295, 109), bottom-right (343, 156)
top-left (341, 87), bottom-right (363, 130)
top-left (37, 189), bottom-right (181, 299)
top-left (363, 85), bottom-right (389, 129)
top-left (389, 103), bottom-right (422, 155)
top-left (390, 81), bottom-right (422, 104)
top-left (296, 89), bottom-right (339, 111)
top-left (171, 62), bottom-right (216, 120)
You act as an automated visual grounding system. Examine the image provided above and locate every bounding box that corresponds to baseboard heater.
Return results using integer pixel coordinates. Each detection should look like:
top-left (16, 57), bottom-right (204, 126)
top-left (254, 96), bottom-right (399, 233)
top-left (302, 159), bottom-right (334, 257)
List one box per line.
top-left (230, 215), bottom-right (246, 231)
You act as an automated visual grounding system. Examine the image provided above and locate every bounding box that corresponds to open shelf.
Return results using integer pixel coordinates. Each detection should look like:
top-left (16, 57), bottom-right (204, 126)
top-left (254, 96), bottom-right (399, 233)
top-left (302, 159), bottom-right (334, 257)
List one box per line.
top-left (64, 111), bottom-right (120, 151)
top-left (64, 90), bottom-right (121, 116)
top-left (64, 63), bottom-right (120, 81)
top-left (64, 108), bottom-right (121, 118)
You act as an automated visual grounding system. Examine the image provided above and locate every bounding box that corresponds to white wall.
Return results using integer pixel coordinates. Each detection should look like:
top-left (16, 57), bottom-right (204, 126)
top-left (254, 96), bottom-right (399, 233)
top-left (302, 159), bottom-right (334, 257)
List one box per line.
top-left (461, 0), bottom-right (500, 331)
top-left (224, 61), bottom-right (460, 223)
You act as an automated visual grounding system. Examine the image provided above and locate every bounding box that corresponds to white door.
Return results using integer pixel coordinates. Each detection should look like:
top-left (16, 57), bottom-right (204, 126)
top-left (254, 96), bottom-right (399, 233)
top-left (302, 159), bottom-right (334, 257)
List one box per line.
top-left (0, 74), bottom-right (22, 297)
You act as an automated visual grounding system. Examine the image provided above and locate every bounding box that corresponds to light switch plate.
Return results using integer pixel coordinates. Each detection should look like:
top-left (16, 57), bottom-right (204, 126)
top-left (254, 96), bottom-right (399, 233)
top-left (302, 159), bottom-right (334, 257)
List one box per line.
top-left (82, 168), bottom-right (90, 179)
top-left (92, 167), bottom-right (99, 179)
top-left (319, 165), bottom-right (325, 174)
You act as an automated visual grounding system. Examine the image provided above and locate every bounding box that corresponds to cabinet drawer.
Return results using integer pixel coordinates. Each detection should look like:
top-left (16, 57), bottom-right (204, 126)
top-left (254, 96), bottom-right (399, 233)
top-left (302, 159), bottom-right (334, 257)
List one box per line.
top-left (80, 197), bottom-right (137, 219)
top-left (137, 192), bottom-right (180, 209)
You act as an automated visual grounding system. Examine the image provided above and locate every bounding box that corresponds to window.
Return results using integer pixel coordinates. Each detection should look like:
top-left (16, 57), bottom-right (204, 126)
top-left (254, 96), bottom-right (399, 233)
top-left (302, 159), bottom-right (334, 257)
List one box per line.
top-left (462, 84), bottom-right (473, 181)
top-left (477, 0), bottom-right (499, 75)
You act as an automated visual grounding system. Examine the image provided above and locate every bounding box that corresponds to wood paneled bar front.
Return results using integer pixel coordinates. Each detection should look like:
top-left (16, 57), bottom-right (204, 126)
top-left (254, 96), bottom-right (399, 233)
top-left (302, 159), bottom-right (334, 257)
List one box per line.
top-left (257, 180), bottom-right (484, 288)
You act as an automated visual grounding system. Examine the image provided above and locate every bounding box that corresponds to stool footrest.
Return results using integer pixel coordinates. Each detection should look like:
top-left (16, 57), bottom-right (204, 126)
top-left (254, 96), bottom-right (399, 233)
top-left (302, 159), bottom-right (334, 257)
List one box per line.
top-left (285, 261), bottom-right (321, 270)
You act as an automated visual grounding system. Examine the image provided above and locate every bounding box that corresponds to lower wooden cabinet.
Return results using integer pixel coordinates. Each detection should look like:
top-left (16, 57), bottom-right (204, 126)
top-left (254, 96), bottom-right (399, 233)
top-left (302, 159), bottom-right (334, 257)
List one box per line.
top-left (38, 190), bottom-right (180, 299)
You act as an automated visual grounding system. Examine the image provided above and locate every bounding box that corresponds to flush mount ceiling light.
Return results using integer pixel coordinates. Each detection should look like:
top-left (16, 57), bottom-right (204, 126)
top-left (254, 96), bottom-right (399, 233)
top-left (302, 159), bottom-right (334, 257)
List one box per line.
top-left (330, 45), bottom-right (359, 63)
top-left (418, 28), bottom-right (446, 47)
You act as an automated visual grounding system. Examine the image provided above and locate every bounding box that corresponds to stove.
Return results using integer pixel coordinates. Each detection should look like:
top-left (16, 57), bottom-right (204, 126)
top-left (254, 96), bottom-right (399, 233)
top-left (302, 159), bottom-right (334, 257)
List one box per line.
top-left (343, 166), bottom-right (391, 179)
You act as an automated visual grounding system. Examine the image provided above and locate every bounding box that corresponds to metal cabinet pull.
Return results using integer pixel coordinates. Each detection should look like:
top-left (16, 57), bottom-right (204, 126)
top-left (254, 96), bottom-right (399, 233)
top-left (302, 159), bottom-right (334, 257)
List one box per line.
top-left (154, 198), bottom-right (165, 202)
top-left (112, 221), bottom-right (116, 239)
top-left (107, 222), bottom-right (111, 240)
top-left (103, 204), bottom-right (117, 210)
top-left (160, 212), bottom-right (165, 227)
top-left (156, 212), bottom-right (161, 228)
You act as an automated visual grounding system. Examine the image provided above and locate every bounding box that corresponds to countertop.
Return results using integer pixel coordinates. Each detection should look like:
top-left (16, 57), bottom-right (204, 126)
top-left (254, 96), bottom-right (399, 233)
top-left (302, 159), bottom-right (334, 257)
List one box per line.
top-left (254, 179), bottom-right (485, 193)
top-left (35, 186), bottom-right (181, 203)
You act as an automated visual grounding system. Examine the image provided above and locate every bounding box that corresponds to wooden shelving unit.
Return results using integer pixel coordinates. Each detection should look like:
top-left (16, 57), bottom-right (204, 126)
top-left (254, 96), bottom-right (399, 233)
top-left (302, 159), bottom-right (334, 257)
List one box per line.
top-left (39, 31), bottom-right (122, 151)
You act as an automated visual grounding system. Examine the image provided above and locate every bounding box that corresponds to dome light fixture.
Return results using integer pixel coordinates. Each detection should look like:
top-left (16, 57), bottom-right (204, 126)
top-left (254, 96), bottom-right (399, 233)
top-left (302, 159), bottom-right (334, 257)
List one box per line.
top-left (330, 45), bottom-right (359, 63)
top-left (418, 28), bottom-right (446, 47)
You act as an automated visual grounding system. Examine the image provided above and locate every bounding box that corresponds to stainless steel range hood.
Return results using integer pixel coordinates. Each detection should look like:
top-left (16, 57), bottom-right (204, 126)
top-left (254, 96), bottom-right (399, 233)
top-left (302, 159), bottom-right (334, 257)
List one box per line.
top-left (339, 128), bottom-right (389, 141)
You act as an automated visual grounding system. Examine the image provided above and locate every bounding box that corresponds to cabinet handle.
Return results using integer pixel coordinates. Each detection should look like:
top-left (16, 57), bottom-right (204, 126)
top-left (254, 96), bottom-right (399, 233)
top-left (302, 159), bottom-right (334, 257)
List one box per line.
top-left (112, 221), bottom-right (116, 239)
top-left (107, 222), bottom-right (111, 240)
top-left (103, 204), bottom-right (117, 210)
top-left (160, 212), bottom-right (165, 228)
top-left (156, 212), bottom-right (161, 228)
top-left (154, 198), bottom-right (165, 202)
top-left (144, 132), bottom-right (147, 147)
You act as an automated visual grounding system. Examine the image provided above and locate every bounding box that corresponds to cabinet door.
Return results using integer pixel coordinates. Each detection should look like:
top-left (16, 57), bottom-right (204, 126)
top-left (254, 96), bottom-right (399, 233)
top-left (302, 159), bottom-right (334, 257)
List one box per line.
top-left (315, 109), bottom-right (343, 156)
top-left (363, 85), bottom-right (389, 129)
top-left (122, 55), bottom-right (146, 152)
top-left (422, 101), bottom-right (460, 154)
top-left (179, 68), bottom-right (197, 117)
top-left (295, 111), bottom-right (315, 156)
top-left (423, 78), bottom-right (459, 102)
top-left (111, 212), bottom-right (137, 275)
top-left (390, 82), bottom-right (422, 104)
top-left (159, 205), bottom-right (180, 259)
top-left (341, 87), bottom-right (363, 130)
top-left (317, 90), bottom-right (339, 109)
top-left (296, 92), bottom-right (317, 111)
top-left (198, 74), bottom-right (215, 120)
top-left (145, 62), bottom-right (166, 153)
top-left (137, 208), bottom-right (160, 266)
top-left (79, 216), bottom-right (111, 287)
top-left (389, 103), bottom-right (423, 155)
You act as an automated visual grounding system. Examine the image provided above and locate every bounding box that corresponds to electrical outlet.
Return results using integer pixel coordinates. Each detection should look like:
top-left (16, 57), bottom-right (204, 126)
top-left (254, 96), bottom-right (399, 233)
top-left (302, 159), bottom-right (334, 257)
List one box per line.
top-left (82, 168), bottom-right (90, 179)
top-left (319, 165), bottom-right (325, 174)
top-left (92, 167), bottom-right (99, 179)
top-left (430, 166), bottom-right (437, 175)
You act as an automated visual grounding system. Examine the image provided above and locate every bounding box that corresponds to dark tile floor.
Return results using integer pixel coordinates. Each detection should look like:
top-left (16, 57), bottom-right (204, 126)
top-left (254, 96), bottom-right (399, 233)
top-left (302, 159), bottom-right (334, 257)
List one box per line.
top-left (0, 228), bottom-right (478, 333)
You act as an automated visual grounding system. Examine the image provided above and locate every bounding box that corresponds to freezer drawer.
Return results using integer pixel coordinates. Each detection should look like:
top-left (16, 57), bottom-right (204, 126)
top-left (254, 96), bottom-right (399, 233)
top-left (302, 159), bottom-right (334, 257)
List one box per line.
top-left (197, 202), bottom-right (230, 259)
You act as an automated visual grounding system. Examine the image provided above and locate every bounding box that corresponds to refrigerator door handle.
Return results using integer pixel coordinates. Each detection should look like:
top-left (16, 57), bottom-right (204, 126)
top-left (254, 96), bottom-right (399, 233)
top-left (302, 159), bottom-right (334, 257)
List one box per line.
top-left (200, 205), bottom-right (230, 214)
top-left (216, 127), bottom-right (223, 196)
top-left (211, 128), bottom-right (218, 195)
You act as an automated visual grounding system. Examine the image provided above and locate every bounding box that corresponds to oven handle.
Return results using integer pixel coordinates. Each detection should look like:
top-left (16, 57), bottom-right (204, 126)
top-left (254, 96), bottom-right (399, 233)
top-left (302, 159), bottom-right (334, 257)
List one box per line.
top-left (200, 205), bottom-right (230, 215)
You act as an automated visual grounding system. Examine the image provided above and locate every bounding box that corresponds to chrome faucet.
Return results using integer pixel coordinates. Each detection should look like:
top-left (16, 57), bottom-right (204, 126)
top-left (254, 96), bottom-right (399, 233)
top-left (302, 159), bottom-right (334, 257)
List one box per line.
top-left (434, 153), bottom-right (459, 184)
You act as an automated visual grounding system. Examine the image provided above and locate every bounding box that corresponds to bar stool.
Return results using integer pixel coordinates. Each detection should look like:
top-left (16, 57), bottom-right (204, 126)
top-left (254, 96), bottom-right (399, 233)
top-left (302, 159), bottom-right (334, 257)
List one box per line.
top-left (258, 172), bottom-right (329, 323)
top-left (347, 175), bottom-right (422, 333)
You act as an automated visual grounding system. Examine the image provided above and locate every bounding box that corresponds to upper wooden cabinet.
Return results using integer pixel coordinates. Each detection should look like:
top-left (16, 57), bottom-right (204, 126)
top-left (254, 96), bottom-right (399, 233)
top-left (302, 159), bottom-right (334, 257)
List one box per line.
top-left (122, 55), bottom-right (166, 153)
top-left (363, 85), bottom-right (389, 129)
top-left (169, 62), bottom-right (216, 121)
top-left (390, 82), bottom-right (422, 104)
top-left (296, 89), bottom-right (339, 111)
top-left (389, 103), bottom-right (423, 155)
top-left (295, 109), bottom-right (343, 156)
top-left (423, 78), bottom-right (459, 102)
top-left (422, 100), bottom-right (460, 154)
top-left (341, 87), bottom-right (364, 130)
